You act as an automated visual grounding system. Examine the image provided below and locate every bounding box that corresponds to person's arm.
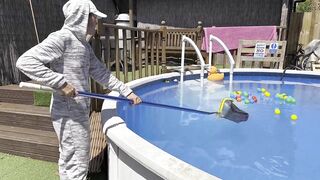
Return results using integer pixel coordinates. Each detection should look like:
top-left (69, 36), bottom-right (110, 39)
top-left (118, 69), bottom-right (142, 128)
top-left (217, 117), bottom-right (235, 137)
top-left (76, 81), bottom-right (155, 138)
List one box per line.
top-left (88, 50), bottom-right (141, 104)
top-left (16, 33), bottom-right (67, 89)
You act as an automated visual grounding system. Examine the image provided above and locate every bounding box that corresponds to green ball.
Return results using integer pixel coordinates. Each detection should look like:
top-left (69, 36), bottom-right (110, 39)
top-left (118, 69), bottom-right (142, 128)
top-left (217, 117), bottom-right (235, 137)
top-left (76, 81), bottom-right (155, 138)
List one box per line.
top-left (285, 98), bottom-right (292, 103)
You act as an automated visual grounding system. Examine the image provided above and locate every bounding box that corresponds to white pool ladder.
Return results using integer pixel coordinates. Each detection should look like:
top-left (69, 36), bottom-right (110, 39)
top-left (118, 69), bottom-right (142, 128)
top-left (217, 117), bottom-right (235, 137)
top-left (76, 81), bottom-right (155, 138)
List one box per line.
top-left (180, 36), bottom-right (209, 87)
top-left (180, 35), bottom-right (235, 92)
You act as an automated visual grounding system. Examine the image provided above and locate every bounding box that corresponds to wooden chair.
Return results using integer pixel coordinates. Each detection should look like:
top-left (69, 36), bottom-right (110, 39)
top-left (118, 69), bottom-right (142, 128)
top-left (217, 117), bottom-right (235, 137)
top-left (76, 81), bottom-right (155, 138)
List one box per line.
top-left (236, 40), bottom-right (287, 69)
top-left (313, 64), bottom-right (320, 72)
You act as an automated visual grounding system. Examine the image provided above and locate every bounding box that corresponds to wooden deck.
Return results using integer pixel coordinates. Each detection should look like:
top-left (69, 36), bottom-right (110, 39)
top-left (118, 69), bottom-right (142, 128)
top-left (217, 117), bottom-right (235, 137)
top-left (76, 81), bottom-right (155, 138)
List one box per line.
top-left (0, 85), bottom-right (57, 161)
top-left (0, 84), bottom-right (34, 105)
top-left (0, 84), bottom-right (107, 173)
top-left (0, 124), bottom-right (58, 162)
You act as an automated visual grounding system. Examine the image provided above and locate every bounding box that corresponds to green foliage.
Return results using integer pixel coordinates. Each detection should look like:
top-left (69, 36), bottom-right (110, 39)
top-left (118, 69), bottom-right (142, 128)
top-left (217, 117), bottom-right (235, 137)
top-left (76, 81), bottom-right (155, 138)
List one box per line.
top-left (34, 91), bottom-right (51, 107)
top-left (297, 0), bottom-right (312, 12)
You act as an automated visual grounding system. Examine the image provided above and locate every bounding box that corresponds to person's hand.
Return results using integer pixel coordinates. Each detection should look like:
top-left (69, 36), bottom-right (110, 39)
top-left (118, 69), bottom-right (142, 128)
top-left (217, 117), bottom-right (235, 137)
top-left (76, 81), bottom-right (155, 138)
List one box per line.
top-left (126, 92), bottom-right (142, 105)
top-left (59, 83), bottom-right (77, 97)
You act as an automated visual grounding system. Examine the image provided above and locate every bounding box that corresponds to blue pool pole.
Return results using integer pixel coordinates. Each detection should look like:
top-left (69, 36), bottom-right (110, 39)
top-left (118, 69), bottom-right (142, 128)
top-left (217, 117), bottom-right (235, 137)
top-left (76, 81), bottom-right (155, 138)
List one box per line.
top-left (19, 82), bottom-right (217, 115)
top-left (78, 91), bottom-right (217, 115)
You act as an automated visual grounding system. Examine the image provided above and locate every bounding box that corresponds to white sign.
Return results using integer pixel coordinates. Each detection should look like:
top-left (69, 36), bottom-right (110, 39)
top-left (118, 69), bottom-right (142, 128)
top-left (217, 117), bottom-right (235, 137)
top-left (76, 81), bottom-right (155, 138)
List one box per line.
top-left (254, 43), bottom-right (266, 59)
top-left (269, 42), bottom-right (279, 54)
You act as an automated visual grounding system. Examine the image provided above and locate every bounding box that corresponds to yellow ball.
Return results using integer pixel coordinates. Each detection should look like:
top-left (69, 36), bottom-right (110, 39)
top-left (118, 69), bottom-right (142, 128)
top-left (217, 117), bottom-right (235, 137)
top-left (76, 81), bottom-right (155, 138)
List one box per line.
top-left (261, 88), bottom-right (266, 93)
top-left (291, 114), bottom-right (298, 121)
top-left (274, 108), bottom-right (281, 115)
top-left (264, 91), bottom-right (271, 97)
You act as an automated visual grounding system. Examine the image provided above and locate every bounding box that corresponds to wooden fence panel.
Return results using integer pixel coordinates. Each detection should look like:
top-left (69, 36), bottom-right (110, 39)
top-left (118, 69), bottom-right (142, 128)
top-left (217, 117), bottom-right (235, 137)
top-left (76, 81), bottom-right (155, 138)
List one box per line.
top-left (287, 13), bottom-right (304, 55)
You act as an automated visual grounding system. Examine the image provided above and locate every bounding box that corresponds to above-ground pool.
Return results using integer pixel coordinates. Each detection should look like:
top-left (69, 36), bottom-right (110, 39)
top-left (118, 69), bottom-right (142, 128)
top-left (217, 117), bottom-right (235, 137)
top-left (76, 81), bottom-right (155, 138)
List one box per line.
top-left (112, 69), bottom-right (320, 180)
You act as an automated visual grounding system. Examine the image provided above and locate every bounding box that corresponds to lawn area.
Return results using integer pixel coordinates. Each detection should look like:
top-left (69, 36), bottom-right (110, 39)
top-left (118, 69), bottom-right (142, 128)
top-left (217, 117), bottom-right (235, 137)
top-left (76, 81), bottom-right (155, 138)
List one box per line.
top-left (0, 153), bottom-right (58, 180)
top-left (0, 153), bottom-right (106, 180)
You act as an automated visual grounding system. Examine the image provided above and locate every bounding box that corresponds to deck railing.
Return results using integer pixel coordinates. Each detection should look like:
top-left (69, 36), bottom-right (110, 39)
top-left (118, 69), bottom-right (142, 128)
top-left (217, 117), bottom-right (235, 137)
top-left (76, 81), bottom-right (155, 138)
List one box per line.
top-left (90, 23), bottom-right (166, 110)
top-left (94, 23), bottom-right (165, 83)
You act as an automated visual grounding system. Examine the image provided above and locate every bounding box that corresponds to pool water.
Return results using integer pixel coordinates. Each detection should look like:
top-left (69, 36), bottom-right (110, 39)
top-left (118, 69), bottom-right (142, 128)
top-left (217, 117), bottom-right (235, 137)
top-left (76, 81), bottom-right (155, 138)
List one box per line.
top-left (118, 74), bottom-right (320, 180)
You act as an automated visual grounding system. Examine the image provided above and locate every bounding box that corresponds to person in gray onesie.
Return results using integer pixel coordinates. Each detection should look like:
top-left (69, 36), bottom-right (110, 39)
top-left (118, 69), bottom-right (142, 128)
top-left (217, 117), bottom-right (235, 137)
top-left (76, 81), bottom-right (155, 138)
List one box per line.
top-left (16, 0), bottom-right (141, 179)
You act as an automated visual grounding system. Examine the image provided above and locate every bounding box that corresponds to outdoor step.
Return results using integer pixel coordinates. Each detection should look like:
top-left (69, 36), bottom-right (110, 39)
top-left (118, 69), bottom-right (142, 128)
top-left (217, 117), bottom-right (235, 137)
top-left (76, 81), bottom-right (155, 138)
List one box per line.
top-left (0, 102), bottom-right (53, 131)
top-left (0, 125), bottom-right (58, 162)
top-left (0, 84), bottom-right (34, 105)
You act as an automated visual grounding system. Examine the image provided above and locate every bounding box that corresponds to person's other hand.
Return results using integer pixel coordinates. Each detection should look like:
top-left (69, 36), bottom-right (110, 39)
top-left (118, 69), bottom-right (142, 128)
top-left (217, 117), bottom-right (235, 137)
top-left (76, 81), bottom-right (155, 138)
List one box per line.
top-left (59, 83), bottom-right (77, 97)
top-left (127, 92), bottom-right (142, 105)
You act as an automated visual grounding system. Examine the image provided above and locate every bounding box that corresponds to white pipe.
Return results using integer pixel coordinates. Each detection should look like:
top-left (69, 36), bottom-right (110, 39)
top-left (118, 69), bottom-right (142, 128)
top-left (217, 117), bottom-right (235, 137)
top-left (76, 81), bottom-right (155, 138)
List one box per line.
top-left (180, 36), bottom-right (206, 87)
top-left (208, 39), bottom-right (213, 66)
top-left (209, 35), bottom-right (235, 93)
top-left (180, 40), bottom-right (186, 83)
top-left (19, 82), bottom-right (54, 91)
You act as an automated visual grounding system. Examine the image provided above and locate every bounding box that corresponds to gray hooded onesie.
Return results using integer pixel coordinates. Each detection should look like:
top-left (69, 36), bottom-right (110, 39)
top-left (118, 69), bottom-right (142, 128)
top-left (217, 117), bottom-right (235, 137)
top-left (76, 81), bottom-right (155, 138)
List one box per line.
top-left (16, 0), bottom-right (132, 179)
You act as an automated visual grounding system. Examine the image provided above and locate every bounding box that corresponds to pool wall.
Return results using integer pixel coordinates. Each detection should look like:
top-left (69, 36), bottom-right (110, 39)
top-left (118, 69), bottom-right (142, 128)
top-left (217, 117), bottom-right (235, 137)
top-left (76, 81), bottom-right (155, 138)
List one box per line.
top-left (101, 68), bottom-right (320, 180)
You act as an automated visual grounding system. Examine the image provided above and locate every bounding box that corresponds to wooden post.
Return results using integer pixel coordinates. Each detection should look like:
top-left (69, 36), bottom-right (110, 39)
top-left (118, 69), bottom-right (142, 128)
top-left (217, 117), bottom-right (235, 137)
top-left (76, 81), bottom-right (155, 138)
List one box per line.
top-left (160, 21), bottom-right (167, 73)
top-left (280, 2), bottom-right (288, 40)
top-left (129, 0), bottom-right (134, 27)
top-left (299, 12), bottom-right (313, 45)
top-left (312, 12), bottom-right (320, 40)
top-left (311, 0), bottom-right (320, 40)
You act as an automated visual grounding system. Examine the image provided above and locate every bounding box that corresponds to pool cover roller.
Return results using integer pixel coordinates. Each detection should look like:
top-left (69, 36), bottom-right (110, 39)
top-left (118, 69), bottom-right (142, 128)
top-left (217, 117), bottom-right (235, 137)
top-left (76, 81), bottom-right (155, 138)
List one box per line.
top-left (19, 82), bottom-right (248, 123)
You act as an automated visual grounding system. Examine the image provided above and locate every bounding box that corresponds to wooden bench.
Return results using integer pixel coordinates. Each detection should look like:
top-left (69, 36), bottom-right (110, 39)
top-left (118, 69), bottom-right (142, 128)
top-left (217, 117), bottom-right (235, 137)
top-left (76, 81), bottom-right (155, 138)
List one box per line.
top-left (236, 40), bottom-right (287, 69)
top-left (159, 21), bottom-right (203, 64)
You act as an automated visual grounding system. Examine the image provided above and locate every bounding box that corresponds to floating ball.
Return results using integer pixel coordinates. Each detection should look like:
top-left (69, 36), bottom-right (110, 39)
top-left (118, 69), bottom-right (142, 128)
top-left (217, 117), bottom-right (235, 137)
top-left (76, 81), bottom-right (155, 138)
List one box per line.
top-left (274, 108), bottom-right (281, 115)
top-left (287, 96), bottom-right (296, 104)
top-left (230, 93), bottom-right (236, 99)
top-left (252, 96), bottom-right (257, 102)
top-left (290, 114), bottom-right (298, 121)
top-left (244, 99), bottom-right (250, 104)
top-left (236, 97), bottom-right (242, 102)
top-left (285, 97), bottom-right (296, 104)
top-left (243, 92), bottom-right (249, 97)
top-left (236, 91), bottom-right (242, 95)
top-left (264, 91), bottom-right (271, 97)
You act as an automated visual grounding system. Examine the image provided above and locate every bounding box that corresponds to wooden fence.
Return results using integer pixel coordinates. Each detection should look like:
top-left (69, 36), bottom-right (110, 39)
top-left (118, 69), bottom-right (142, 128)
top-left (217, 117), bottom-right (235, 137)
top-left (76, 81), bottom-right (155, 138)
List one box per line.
top-left (287, 11), bottom-right (320, 56)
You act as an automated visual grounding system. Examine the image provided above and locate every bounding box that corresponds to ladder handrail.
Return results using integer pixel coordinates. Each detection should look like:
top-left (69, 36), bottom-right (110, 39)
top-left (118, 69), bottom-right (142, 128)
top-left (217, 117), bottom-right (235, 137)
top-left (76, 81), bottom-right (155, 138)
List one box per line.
top-left (180, 36), bottom-right (208, 87)
top-left (209, 35), bottom-right (235, 93)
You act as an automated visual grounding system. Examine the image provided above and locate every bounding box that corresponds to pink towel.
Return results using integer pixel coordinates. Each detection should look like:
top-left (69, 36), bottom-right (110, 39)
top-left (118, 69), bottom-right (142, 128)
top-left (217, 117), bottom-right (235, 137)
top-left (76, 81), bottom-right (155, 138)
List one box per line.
top-left (201, 26), bottom-right (277, 53)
